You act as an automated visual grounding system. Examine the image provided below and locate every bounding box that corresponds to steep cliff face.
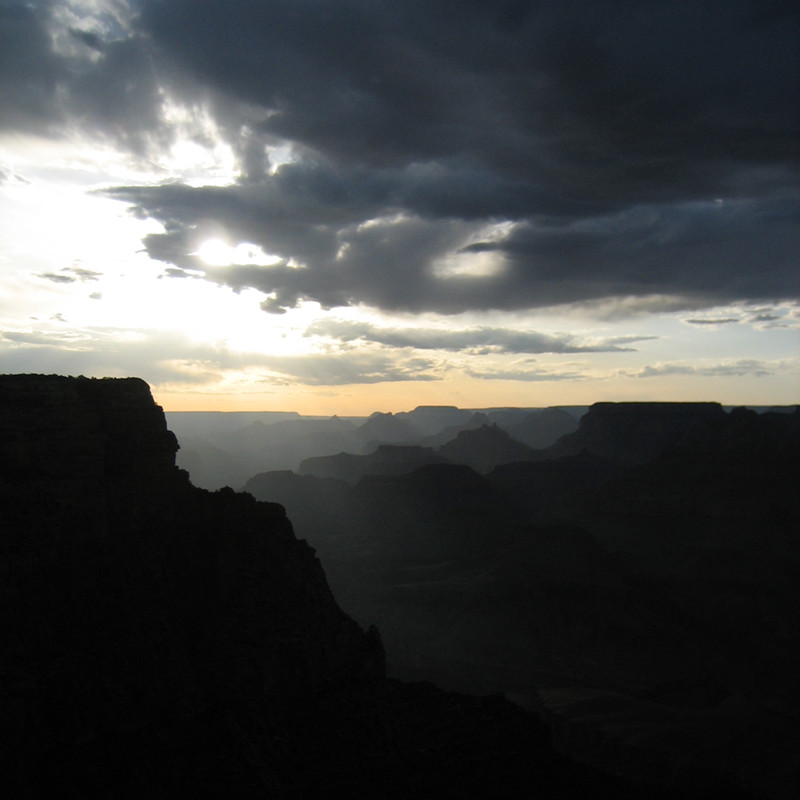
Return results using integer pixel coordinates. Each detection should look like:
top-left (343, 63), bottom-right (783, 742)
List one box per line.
top-left (1, 374), bottom-right (179, 542)
top-left (0, 375), bottom-right (382, 795)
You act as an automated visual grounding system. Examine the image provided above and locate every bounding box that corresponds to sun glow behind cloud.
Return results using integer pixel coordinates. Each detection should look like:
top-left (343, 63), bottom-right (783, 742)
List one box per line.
top-left (432, 250), bottom-right (507, 279)
top-left (194, 240), bottom-right (283, 268)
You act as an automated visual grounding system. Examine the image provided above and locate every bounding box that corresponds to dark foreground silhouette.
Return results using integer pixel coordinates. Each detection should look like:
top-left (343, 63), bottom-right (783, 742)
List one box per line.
top-left (0, 374), bottom-right (751, 799)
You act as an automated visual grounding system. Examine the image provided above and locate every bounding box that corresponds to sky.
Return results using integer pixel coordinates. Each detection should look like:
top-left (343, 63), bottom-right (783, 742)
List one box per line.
top-left (1, 0), bottom-right (798, 414)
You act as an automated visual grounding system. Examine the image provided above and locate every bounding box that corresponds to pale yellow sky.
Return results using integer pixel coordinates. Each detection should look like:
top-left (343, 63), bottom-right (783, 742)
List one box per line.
top-left (153, 367), bottom-right (800, 415)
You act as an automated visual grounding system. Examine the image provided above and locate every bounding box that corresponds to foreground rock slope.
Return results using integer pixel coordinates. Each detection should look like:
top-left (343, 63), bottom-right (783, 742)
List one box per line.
top-left (1, 374), bottom-right (718, 798)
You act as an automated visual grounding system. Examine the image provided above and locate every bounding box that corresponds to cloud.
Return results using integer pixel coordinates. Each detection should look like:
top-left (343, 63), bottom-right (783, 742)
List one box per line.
top-left (745, 305), bottom-right (800, 328)
top-left (249, 352), bottom-right (441, 386)
top-left (108, 178), bottom-right (798, 315)
top-left (0, 324), bottom-right (441, 387)
top-left (750, 312), bottom-right (782, 323)
top-left (131, 0), bottom-right (799, 182)
top-left (628, 359), bottom-right (782, 379)
top-left (4, 1), bottom-right (799, 315)
top-left (466, 363), bottom-right (591, 383)
top-left (683, 317), bottom-right (740, 326)
top-left (37, 272), bottom-right (78, 285)
top-left (2, 330), bottom-right (75, 346)
top-left (36, 265), bottom-right (103, 284)
top-left (0, 326), bottom-right (224, 385)
top-left (304, 318), bottom-right (655, 354)
top-left (0, 164), bottom-right (29, 186)
top-left (679, 302), bottom-right (800, 329)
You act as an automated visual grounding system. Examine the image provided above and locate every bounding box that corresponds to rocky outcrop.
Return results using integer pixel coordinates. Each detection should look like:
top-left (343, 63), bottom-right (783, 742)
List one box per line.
top-left (355, 410), bottom-right (421, 445)
top-left (549, 402), bottom-right (725, 466)
top-left (504, 407), bottom-right (580, 449)
top-left (0, 375), bottom-right (381, 795)
top-left (489, 451), bottom-right (624, 517)
top-left (438, 423), bottom-right (536, 473)
top-left (419, 411), bottom-right (491, 448)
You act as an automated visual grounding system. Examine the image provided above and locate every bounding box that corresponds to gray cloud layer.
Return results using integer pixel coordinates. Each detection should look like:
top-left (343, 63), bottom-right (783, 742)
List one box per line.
top-left (3, 0), bottom-right (798, 314)
top-left (304, 318), bottom-right (654, 354)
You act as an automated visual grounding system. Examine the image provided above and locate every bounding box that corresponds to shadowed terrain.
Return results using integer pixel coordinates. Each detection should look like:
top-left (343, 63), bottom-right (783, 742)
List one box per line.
top-left (2, 374), bottom-right (729, 798)
top-left (244, 402), bottom-right (800, 798)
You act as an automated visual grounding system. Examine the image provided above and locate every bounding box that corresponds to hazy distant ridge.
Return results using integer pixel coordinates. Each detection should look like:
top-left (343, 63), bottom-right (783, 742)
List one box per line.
top-left (168, 404), bottom-right (588, 490)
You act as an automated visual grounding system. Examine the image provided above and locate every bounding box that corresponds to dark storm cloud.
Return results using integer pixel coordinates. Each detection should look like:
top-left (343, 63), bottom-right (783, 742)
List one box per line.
top-left (0, 0), bottom-right (65, 133)
top-left (110, 178), bottom-right (798, 313)
top-left (4, 0), bottom-right (799, 313)
top-left (0, 0), bottom-right (176, 154)
top-left (135, 0), bottom-right (799, 184)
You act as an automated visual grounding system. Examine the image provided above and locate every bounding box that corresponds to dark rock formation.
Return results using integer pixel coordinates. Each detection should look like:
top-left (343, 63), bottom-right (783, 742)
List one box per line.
top-left (4, 374), bottom-right (709, 798)
top-left (299, 443), bottom-right (446, 483)
top-left (489, 451), bottom-right (624, 518)
top-left (549, 402), bottom-right (726, 466)
top-left (419, 411), bottom-right (491, 448)
top-left (244, 402), bottom-right (799, 799)
top-left (0, 375), bottom-right (383, 796)
top-left (504, 407), bottom-right (580, 449)
top-left (355, 410), bottom-right (420, 446)
top-left (438, 423), bottom-right (537, 472)
top-left (390, 405), bottom-right (475, 438)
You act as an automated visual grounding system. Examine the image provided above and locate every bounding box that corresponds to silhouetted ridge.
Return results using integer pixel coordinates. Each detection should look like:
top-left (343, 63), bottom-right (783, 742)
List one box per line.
top-left (505, 407), bottom-right (579, 449)
top-left (419, 411), bottom-right (491, 447)
top-left (4, 374), bottom-right (707, 798)
top-left (549, 401), bottom-right (726, 465)
top-left (299, 444), bottom-right (446, 483)
top-left (357, 410), bottom-right (419, 444)
top-left (1, 375), bottom-right (379, 794)
top-left (438, 423), bottom-right (536, 472)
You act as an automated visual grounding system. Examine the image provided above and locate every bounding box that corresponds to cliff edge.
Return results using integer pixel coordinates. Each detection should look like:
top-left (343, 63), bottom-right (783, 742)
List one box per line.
top-left (1, 375), bottom-right (382, 796)
top-left (1, 376), bottom-right (756, 798)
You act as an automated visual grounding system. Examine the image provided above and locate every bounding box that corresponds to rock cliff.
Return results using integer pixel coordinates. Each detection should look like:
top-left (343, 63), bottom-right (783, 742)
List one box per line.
top-left (3, 374), bottom-right (708, 798)
top-left (549, 401), bottom-right (725, 466)
top-left (438, 423), bottom-right (537, 473)
top-left (1, 375), bottom-right (381, 795)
